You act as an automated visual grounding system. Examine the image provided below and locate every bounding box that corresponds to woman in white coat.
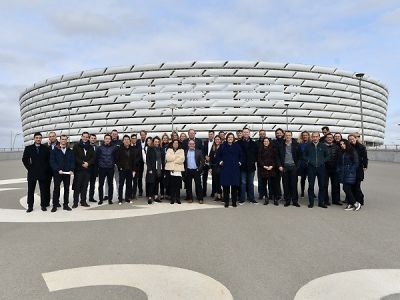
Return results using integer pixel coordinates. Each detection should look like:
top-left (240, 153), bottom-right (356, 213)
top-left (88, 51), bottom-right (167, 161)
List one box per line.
top-left (165, 140), bottom-right (185, 204)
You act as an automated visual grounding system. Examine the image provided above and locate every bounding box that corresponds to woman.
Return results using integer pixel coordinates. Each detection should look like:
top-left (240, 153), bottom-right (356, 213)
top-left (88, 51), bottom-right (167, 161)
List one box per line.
top-left (348, 133), bottom-right (368, 206)
top-left (171, 131), bottom-right (180, 142)
top-left (160, 133), bottom-right (170, 200)
top-left (337, 139), bottom-right (361, 211)
top-left (143, 137), bottom-right (152, 200)
top-left (179, 132), bottom-right (187, 143)
top-left (146, 136), bottom-right (164, 204)
top-left (258, 137), bottom-right (280, 205)
top-left (334, 133), bottom-right (343, 146)
top-left (297, 131), bottom-right (310, 198)
top-left (216, 132), bottom-right (243, 208)
top-left (165, 140), bottom-right (185, 204)
top-left (209, 135), bottom-right (223, 201)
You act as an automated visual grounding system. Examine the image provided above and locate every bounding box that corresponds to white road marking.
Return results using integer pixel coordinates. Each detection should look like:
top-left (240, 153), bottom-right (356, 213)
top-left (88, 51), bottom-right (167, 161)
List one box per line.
top-left (0, 188), bottom-right (22, 192)
top-left (0, 178), bottom-right (27, 185)
top-left (294, 269), bottom-right (400, 300)
top-left (42, 264), bottom-right (233, 300)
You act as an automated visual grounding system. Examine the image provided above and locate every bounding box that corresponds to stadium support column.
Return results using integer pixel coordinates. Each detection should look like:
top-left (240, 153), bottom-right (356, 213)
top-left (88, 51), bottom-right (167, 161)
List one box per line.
top-left (355, 72), bottom-right (365, 144)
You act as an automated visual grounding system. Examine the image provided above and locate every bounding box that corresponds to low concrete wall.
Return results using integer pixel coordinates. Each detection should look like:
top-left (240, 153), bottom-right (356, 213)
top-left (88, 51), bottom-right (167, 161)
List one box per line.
top-left (0, 151), bottom-right (23, 161)
top-left (368, 150), bottom-right (400, 163)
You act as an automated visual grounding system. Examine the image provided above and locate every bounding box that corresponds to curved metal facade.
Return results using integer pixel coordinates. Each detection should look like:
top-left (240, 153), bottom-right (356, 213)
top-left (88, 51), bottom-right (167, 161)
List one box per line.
top-left (19, 61), bottom-right (388, 145)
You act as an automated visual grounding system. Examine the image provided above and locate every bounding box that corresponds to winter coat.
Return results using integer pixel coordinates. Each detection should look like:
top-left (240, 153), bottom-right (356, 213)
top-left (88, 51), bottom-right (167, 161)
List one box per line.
top-left (165, 148), bottom-right (185, 172)
top-left (337, 150), bottom-right (359, 185)
top-left (72, 140), bottom-right (96, 172)
top-left (353, 142), bottom-right (368, 181)
top-left (325, 142), bottom-right (340, 169)
top-left (22, 144), bottom-right (51, 181)
top-left (115, 145), bottom-right (140, 171)
top-left (237, 138), bottom-right (258, 172)
top-left (304, 142), bottom-right (329, 168)
top-left (216, 142), bottom-right (243, 186)
top-left (258, 145), bottom-right (280, 178)
top-left (96, 143), bottom-right (117, 169)
top-left (49, 146), bottom-right (75, 173)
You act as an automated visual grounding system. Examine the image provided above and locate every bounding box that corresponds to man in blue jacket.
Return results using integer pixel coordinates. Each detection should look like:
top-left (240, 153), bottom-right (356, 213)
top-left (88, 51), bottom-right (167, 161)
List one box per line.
top-left (97, 134), bottom-right (118, 205)
top-left (49, 135), bottom-right (75, 212)
top-left (304, 132), bottom-right (329, 208)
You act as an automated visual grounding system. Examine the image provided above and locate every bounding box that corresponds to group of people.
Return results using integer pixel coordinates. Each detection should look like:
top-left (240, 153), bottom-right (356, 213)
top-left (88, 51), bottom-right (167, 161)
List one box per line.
top-left (22, 125), bottom-right (368, 213)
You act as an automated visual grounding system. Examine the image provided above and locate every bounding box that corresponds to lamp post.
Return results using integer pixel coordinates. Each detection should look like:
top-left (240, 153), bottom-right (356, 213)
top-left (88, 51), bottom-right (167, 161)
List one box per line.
top-left (284, 102), bottom-right (289, 131)
top-left (355, 72), bottom-right (365, 144)
top-left (167, 103), bottom-right (180, 132)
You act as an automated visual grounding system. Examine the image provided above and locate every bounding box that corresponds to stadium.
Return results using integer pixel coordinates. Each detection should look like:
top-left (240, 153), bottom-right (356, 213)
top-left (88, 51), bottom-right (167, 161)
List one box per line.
top-left (19, 61), bottom-right (388, 145)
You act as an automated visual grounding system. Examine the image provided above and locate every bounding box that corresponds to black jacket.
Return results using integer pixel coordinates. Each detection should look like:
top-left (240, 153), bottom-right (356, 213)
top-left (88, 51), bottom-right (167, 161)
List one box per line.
top-left (182, 138), bottom-right (203, 151)
top-left (325, 142), bottom-right (340, 169)
top-left (73, 141), bottom-right (96, 171)
top-left (304, 142), bottom-right (329, 168)
top-left (237, 138), bottom-right (258, 172)
top-left (184, 149), bottom-right (204, 171)
top-left (49, 146), bottom-right (75, 173)
top-left (116, 145), bottom-right (140, 171)
top-left (146, 146), bottom-right (165, 183)
top-left (22, 144), bottom-right (51, 181)
top-left (277, 140), bottom-right (301, 168)
top-left (353, 142), bottom-right (368, 181)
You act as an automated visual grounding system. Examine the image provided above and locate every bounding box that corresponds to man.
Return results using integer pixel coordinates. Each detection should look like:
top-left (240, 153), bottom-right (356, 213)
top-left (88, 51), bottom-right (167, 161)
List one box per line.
top-left (97, 134), bottom-right (118, 205)
top-left (235, 130), bottom-right (243, 142)
top-left (130, 133), bottom-right (140, 199)
top-left (184, 140), bottom-right (205, 203)
top-left (72, 132), bottom-right (95, 208)
top-left (272, 128), bottom-right (285, 200)
top-left (44, 131), bottom-right (59, 207)
top-left (202, 130), bottom-right (215, 197)
top-left (256, 129), bottom-right (267, 200)
top-left (49, 135), bottom-right (74, 212)
top-left (237, 127), bottom-right (258, 204)
top-left (324, 133), bottom-right (341, 205)
top-left (182, 129), bottom-right (203, 151)
top-left (304, 132), bottom-right (329, 208)
top-left (116, 135), bottom-right (140, 204)
top-left (219, 131), bottom-right (226, 142)
top-left (277, 131), bottom-right (301, 207)
top-left (22, 132), bottom-right (51, 212)
top-left (135, 130), bottom-right (147, 197)
top-left (88, 134), bottom-right (98, 203)
top-left (320, 126), bottom-right (330, 144)
top-left (104, 129), bottom-right (121, 200)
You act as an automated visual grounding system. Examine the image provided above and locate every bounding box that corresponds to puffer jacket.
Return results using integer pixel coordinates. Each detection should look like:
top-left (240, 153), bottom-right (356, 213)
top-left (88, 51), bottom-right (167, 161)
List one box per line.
top-left (96, 143), bottom-right (117, 169)
top-left (325, 142), bottom-right (340, 169)
top-left (337, 150), bottom-right (359, 185)
top-left (165, 148), bottom-right (185, 172)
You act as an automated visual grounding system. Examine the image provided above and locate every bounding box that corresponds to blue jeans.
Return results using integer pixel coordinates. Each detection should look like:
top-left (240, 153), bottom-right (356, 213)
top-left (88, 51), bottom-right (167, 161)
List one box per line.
top-left (307, 165), bottom-right (326, 206)
top-left (240, 171), bottom-right (255, 202)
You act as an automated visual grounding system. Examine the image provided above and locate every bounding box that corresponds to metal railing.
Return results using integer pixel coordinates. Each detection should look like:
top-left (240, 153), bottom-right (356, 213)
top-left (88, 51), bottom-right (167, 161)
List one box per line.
top-left (367, 145), bottom-right (400, 151)
top-left (0, 148), bottom-right (24, 152)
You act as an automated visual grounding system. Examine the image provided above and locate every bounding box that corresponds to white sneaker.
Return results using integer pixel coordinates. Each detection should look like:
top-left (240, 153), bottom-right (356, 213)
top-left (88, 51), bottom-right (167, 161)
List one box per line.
top-left (354, 202), bottom-right (361, 211)
top-left (344, 204), bottom-right (354, 211)
top-left (118, 202), bottom-right (122, 205)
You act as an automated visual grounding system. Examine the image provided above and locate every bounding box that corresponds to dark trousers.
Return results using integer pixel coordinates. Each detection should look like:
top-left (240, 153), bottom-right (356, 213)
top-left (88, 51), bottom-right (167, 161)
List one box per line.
top-left (73, 170), bottom-right (90, 204)
top-left (325, 167), bottom-right (340, 204)
top-left (160, 170), bottom-right (166, 197)
top-left (300, 174), bottom-right (307, 196)
top-left (257, 168), bottom-right (267, 199)
top-left (343, 183), bottom-right (356, 205)
top-left (352, 179), bottom-right (364, 205)
top-left (211, 167), bottom-right (222, 195)
top-left (44, 173), bottom-right (53, 206)
top-left (202, 164), bottom-right (211, 196)
top-left (89, 172), bottom-right (97, 201)
top-left (137, 163), bottom-right (144, 195)
top-left (307, 165), bottom-right (326, 206)
top-left (98, 167), bottom-right (114, 201)
top-left (131, 174), bottom-right (138, 198)
top-left (282, 166), bottom-right (299, 204)
top-left (223, 185), bottom-right (238, 206)
top-left (118, 170), bottom-right (133, 201)
top-left (27, 178), bottom-right (47, 208)
top-left (169, 174), bottom-right (182, 202)
top-left (148, 174), bottom-right (162, 199)
top-left (262, 176), bottom-right (278, 200)
top-left (52, 173), bottom-right (71, 207)
top-left (275, 171), bottom-right (283, 199)
top-left (163, 170), bottom-right (170, 198)
top-left (185, 169), bottom-right (203, 200)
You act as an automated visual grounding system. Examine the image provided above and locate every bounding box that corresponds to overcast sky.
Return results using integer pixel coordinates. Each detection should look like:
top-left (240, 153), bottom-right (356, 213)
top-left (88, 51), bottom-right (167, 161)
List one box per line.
top-left (1, 0), bottom-right (399, 147)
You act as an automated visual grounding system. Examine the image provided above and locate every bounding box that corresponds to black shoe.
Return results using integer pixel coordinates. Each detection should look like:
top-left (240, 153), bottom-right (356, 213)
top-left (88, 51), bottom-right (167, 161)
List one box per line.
top-left (284, 203), bottom-right (290, 207)
top-left (148, 199), bottom-right (153, 204)
top-left (56, 203), bottom-right (61, 208)
top-left (81, 203), bottom-right (90, 207)
top-left (333, 201), bottom-right (343, 205)
top-left (326, 202), bottom-right (331, 206)
top-left (224, 204), bottom-right (229, 208)
top-left (177, 200), bottom-right (181, 204)
top-left (89, 199), bottom-right (97, 203)
top-left (170, 201), bottom-right (174, 204)
top-left (63, 205), bottom-right (72, 211)
top-left (41, 206), bottom-right (47, 211)
top-left (108, 200), bottom-right (113, 205)
top-left (138, 193), bottom-right (143, 197)
top-left (274, 200), bottom-right (279, 206)
top-left (250, 200), bottom-right (258, 204)
top-left (98, 200), bottom-right (103, 205)
top-left (26, 207), bottom-right (33, 213)
top-left (72, 203), bottom-right (78, 209)
top-left (232, 203), bottom-right (237, 207)
top-left (318, 204), bottom-right (328, 208)
top-left (293, 203), bottom-right (301, 207)
top-left (51, 207), bottom-right (57, 213)
top-left (154, 198), bottom-right (162, 203)
top-left (308, 204), bottom-right (314, 208)
top-left (264, 199), bottom-right (269, 205)
top-left (104, 196), bottom-right (109, 201)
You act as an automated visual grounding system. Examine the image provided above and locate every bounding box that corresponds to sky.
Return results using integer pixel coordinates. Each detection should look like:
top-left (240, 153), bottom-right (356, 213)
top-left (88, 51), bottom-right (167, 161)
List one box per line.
top-left (0, 0), bottom-right (399, 148)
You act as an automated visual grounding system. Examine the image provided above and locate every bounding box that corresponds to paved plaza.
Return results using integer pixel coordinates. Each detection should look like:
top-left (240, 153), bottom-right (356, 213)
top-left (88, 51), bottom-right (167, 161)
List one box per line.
top-left (1, 159), bottom-right (400, 299)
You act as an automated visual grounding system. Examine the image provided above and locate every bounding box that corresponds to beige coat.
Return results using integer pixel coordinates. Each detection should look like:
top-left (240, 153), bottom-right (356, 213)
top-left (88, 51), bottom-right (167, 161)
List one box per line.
top-left (165, 148), bottom-right (185, 172)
